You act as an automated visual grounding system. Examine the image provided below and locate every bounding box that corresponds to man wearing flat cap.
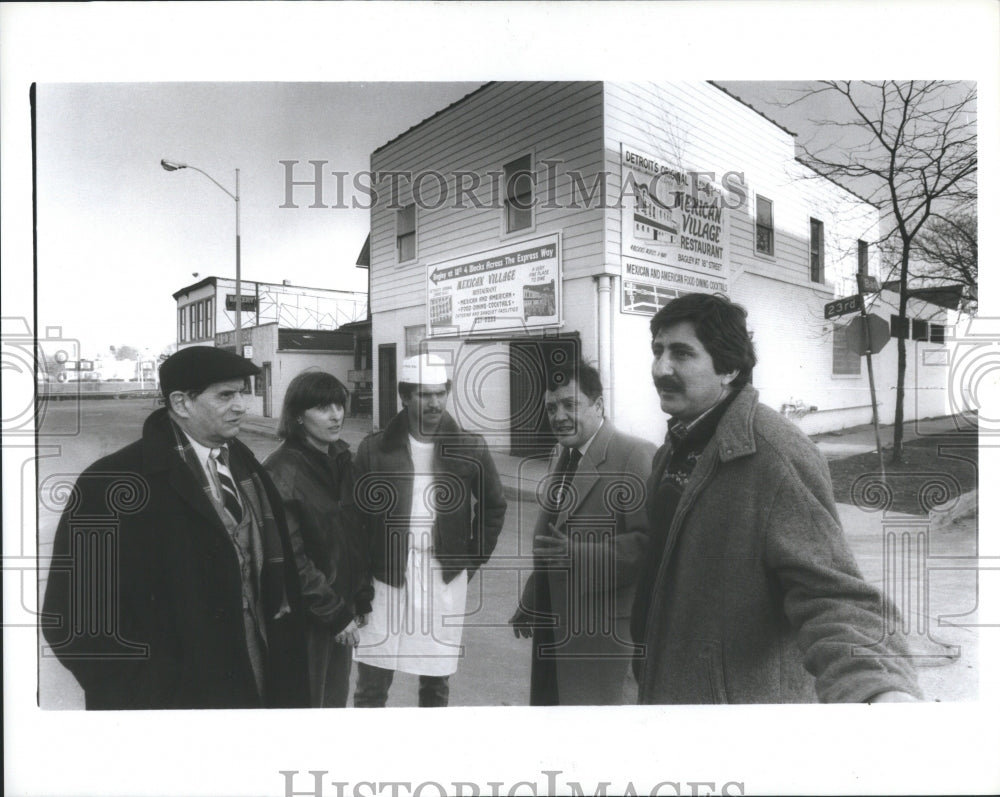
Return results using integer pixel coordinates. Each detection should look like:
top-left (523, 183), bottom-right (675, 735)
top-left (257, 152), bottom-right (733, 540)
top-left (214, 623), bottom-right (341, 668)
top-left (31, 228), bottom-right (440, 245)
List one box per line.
top-left (42, 346), bottom-right (309, 709)
top-left (348, 353), bottom-right (507, 707)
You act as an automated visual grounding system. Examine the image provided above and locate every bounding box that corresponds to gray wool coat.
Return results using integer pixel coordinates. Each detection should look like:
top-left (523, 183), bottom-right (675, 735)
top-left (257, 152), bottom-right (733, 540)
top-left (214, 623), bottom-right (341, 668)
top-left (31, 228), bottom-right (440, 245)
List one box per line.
top-left (636, 384), bottom-right (922, 704)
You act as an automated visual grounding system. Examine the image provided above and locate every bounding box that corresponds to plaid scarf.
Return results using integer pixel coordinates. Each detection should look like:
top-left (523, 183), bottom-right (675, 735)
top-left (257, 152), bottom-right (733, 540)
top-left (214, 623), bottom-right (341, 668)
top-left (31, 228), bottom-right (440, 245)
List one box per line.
top-left (169, 420), bottom-right (289, 619)
top-left (632, 390), bottom-right (740, 649)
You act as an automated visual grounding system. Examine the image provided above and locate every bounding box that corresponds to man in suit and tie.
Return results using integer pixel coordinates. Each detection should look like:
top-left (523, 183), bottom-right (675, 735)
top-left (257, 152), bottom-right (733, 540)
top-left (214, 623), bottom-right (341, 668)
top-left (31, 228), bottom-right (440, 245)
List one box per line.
top-left (510, 361), bottom-right (656, 705)
top-left (42, 346), bottom-right (309, 709)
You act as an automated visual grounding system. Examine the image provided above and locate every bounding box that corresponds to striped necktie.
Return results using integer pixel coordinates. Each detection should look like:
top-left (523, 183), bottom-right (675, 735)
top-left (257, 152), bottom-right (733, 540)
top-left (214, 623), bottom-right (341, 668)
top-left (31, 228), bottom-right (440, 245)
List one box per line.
top-left (211, 446), bottom-right (244, 523)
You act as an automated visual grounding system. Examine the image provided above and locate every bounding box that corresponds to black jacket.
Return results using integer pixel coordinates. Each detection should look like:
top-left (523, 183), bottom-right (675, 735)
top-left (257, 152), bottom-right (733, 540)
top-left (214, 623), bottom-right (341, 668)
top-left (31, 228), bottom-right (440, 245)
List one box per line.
top-left (263, 437), bottom-right (371, 634)
top-left (347, 409), bottom-right (507, 587)
top-left (41, 408), bottom-right (310, 710)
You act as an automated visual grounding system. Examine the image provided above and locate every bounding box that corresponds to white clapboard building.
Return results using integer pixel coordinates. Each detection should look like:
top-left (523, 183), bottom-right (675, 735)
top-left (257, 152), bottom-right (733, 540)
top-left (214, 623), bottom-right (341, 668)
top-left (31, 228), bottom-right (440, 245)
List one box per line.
top-left (363, 81), bottom-right (952, 449)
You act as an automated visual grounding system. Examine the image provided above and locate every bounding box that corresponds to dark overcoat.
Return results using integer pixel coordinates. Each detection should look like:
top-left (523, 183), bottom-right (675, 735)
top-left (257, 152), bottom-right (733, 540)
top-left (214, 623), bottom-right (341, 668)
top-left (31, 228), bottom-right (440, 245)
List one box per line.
top-left (520, 421), bottom-right (656, 705)
top-left (635, 385), bottom-right (922, 703)
top-left (41, 408), bottom-right (310, 710)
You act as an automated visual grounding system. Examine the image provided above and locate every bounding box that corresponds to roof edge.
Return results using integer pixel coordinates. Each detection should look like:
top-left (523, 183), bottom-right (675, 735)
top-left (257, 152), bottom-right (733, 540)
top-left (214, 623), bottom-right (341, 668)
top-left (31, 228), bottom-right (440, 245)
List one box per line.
top-left (706, 81), bottom-right (799, 138)
top-left (373, 82), bottom-right (496, 156)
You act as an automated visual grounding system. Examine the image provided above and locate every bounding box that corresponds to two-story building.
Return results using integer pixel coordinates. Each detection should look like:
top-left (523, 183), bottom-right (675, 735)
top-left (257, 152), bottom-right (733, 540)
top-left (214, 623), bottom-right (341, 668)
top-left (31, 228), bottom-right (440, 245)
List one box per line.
top-left (366, 81), bottom-right (951, 449)
top-left (172, 275), bottom-right (369, 416)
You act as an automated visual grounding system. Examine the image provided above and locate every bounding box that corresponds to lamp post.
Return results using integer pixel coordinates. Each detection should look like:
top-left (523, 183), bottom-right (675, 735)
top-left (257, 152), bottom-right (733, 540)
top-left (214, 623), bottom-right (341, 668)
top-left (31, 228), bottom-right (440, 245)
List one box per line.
top-left (160, 159), bottom-right (243, 355)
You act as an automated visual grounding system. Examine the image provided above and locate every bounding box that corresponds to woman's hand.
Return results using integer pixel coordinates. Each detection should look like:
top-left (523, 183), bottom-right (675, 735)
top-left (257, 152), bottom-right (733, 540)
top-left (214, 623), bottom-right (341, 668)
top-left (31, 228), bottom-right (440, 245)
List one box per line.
top-left (334, 618), bottom-right (361, 647)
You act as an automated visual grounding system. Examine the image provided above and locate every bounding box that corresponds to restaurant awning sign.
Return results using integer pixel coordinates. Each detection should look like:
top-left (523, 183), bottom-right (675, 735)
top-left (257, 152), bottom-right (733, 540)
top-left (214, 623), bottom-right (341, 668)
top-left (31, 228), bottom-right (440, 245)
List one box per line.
top-left (620, 144), bottom-right (731, 315)
top-left (426, 234), bottom-right (561, 336)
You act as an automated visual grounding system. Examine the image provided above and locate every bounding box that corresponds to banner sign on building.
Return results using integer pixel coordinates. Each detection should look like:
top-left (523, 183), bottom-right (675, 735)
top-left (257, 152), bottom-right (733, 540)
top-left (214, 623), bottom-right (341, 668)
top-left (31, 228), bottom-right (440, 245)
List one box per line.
top-left (426, 234), bottom-right (561, 336)
top-left (620, 145), bottom-right (730, 315)
top-left (225, 294), bottom-right (258, 312)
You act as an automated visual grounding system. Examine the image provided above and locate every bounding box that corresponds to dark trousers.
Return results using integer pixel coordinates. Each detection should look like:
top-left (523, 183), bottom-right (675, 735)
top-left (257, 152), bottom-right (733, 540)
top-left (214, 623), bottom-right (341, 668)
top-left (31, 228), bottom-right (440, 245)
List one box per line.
top-left (353, 662), bottom-right (450, 708)
top-left (306, 624), bottom-right (353, 708)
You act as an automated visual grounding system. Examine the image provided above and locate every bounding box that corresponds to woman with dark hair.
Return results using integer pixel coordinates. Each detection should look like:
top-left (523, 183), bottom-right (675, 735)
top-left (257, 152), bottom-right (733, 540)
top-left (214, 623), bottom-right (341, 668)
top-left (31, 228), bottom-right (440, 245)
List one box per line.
top-left (263, 370), bottom-right (369, 707)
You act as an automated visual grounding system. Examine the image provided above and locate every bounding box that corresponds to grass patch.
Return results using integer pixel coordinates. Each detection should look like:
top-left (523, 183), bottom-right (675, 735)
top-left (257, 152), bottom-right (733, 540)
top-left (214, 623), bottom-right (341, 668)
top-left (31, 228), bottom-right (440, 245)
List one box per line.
top-left (828, 433), bottom-right (978, 515)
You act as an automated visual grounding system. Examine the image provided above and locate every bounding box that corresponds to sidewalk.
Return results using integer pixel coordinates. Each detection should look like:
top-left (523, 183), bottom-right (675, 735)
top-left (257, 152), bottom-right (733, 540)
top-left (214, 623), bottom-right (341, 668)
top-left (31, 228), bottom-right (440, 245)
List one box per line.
top-left (241, 412), bottom-right (972, 500)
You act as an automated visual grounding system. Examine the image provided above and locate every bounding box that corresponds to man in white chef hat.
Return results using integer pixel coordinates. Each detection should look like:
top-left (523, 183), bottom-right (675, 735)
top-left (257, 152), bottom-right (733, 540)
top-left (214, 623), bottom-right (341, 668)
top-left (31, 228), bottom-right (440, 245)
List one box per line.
top-left (349, 353), bottom-right (507, 706)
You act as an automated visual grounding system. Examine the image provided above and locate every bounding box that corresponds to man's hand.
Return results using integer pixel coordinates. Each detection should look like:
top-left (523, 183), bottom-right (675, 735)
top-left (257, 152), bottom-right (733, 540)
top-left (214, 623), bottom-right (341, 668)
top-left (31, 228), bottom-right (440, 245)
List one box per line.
top-left (509, 606), bottom-right (534, 639)
top-left (532, 522), bottom-right (569, 560)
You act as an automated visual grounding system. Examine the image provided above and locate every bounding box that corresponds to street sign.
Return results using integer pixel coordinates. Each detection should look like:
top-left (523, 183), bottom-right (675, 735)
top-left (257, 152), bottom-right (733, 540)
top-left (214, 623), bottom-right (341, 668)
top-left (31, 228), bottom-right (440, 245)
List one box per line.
top-left (858, 275), bottom-right (879, 294)
top-left (824, 294), bottom-right (863, 319)
top-left (845, 314), bottom-right (891, 356)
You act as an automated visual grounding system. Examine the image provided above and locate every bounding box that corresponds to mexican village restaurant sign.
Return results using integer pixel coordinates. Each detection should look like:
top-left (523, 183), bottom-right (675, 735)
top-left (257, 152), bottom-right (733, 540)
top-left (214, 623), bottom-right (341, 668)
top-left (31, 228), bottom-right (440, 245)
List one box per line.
top-left (426, 234), bottom-right (561, 337)
top-left (620, 144), bottom-right (732, 315)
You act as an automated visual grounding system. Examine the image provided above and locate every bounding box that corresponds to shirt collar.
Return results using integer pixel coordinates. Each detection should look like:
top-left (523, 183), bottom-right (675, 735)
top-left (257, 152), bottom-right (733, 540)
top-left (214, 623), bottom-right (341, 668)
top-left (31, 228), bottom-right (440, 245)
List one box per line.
top-left (667, 390), bottom-right (737, 448)
top-left (182, 430), bottom-right (224, 466)
top-left (563, 418), bottom-right (604, 458)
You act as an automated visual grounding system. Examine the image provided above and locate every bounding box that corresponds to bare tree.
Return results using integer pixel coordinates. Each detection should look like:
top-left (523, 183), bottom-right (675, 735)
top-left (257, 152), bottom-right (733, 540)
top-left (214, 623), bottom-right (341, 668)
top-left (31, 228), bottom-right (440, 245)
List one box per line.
top-left (793, 81), bottom-right (977, 462)
top-left (912, 210), bottom-right (978, 313)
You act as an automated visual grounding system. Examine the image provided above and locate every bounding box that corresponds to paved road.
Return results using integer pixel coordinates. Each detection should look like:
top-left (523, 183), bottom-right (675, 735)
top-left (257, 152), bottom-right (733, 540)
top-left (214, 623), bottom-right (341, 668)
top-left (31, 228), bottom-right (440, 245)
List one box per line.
top-left (35, 399), bottom-right (978, 707)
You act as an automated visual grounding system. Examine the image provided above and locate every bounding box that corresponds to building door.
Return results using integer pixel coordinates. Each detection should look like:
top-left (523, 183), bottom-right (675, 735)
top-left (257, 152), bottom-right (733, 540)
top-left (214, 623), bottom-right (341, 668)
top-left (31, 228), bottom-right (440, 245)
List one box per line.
top-left (508, 336), bottom-right (580, 456)
top-left (377, 344), bottom-right (397, 430)
top-left (260, 361), bottom-right (273, 417)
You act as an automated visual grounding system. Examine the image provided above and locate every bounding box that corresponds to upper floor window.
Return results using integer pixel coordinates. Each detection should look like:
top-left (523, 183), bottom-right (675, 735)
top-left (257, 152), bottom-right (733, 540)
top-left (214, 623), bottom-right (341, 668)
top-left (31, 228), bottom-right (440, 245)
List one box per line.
top-left (858, 239), bottom-right (869, 277)
top-left (810, 218), bottom-right (825, 283)
top-left (194, 301), bottom-right (203, 340)
top-left (397, 203), bottom-right (416, 263)
top-left (204, 298), bottom-right (214, 339)
top-left (755, 196), bottom-right (774, 256)
top-left (504, 154), bottom-right (533, 233)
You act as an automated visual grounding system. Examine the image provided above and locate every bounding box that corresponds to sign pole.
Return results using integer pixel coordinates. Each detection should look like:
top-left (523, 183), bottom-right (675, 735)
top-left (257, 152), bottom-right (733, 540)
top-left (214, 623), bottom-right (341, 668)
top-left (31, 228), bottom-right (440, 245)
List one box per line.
top-left (857, 274), bottom-right (886, 479)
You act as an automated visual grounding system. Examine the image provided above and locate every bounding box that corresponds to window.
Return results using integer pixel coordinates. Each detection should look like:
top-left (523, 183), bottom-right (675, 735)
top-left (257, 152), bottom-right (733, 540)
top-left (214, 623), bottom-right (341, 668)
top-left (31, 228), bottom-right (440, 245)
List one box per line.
top-left (755, 196), bottom-right (774, 255)
top-left (832, 323), bottom-right (861, 375)
top-left (405, 324), bottom-right (426, 357)
top-left (205, 299), bottom-right (214, 339)
top-left (858, 239), bottom-right (869, 277)
top-left (504, 154), bottom-right (533, 233)
top-left (194, 302), bottom-right (203, 340)
top-left (178, 307), bottom-right (186, 342)
top-left (810, 218), bottom-right (825, 283)
top-left (397, 203), bottom-right (416, 262)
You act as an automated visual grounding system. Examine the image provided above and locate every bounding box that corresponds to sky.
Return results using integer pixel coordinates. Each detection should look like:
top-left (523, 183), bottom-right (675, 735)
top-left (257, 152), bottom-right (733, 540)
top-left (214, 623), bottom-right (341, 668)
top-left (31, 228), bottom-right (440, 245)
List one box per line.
top-left (33, 77), bottom-right (981, 360)
top-left (35, 81), bottom-right (483, 357)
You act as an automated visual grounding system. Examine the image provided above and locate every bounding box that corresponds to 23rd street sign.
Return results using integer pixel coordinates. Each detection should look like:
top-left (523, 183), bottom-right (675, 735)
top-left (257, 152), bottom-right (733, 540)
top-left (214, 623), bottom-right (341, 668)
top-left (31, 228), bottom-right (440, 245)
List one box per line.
top-left (824, 294), bottom-right (863, 319)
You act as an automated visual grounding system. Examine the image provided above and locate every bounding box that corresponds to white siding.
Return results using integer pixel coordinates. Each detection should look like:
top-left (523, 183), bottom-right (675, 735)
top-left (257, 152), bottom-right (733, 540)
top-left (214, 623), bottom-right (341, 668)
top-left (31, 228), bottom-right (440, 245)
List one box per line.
top-left (368, 81), bottom-right (949, 437)
top-left (370, 82), bottom-right (608, 316)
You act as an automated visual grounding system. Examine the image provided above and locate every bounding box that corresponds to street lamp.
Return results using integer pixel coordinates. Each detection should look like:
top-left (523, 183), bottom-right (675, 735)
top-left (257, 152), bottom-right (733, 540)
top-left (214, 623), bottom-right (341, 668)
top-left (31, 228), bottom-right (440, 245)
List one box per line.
top-left (160, 158), bottom-right (243, 356)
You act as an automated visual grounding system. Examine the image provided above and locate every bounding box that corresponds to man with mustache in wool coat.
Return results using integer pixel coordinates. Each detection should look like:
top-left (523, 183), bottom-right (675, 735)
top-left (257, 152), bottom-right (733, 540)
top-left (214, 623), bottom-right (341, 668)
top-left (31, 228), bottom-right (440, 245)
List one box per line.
top-left (631, 292), bottom-right (922, 704)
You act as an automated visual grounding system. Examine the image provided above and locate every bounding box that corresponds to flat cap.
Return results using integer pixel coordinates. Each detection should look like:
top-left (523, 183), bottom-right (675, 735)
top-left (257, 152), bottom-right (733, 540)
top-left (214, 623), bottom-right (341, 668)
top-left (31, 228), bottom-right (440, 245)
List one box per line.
top-left (159, 346), bottom-right (260, 397)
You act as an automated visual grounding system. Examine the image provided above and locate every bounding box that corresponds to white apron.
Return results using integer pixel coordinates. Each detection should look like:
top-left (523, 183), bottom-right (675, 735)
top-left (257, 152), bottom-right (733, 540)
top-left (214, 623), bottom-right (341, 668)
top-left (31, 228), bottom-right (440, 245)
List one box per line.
top-left (355, 437), bottom-right (469, 676)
